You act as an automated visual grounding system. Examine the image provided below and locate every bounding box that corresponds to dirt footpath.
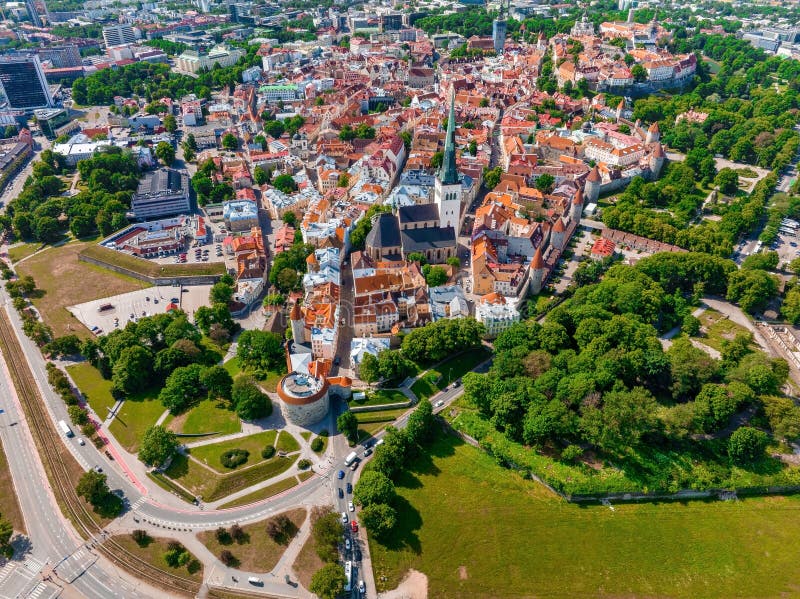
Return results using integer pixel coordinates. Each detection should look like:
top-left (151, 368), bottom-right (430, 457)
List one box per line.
top-left (379, 570), bottom-right (428, 599)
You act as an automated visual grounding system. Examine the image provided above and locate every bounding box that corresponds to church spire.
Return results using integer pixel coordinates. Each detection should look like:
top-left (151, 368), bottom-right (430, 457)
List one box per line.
top-left (440, 91), bottom-right (459, 186)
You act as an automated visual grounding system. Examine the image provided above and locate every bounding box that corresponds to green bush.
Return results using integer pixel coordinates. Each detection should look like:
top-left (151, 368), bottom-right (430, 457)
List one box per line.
top-left (298, 459), bottom-right (312, 470)
top-left (310, 437), bottom-right (324, 452)
top-left (261, 445), bottom-right (276, 459)
top-left (220, 449), bottom-right (249, 469)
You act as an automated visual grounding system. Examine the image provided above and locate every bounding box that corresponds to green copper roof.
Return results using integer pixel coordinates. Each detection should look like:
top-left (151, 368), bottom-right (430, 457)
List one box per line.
top-left (439, 92), bottom-right (459, 186)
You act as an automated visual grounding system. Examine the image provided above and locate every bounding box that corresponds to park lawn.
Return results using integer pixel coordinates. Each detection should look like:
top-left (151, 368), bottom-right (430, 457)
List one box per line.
top-left (108, 392), bottom-right (166, 453)
top-left (7, 242), bottom-right (41, 263)
top-left (167, 399), bottom-right (240, 438)
top-left (352, 389), bottom-right (409, 407)
top-left (111, 534), bottom-right (203, 583)
top-left (79, 244), bottom-right (225, 278)
top-left (188, 430), bottom-right (278, 473)
top-left (15, 240), bottom-right (149, 338)
top-left (197, 508), bottom-right (306, 573)
top-left (697, 308), bottom-right (752, 352)
top-left (67, 362), bottom-right (117, 418)
top-left (275, 430), bottom-right (300, 453)
top-left (369, 433), bottom-right (800, 599)
top-left (223, 357), bottom-right (282, 393)
top-left (218, 475), bottom-right (301, 509)
top-left (300, 431), bottom-right (311, 441)
top-left (411, 348), bottom-right (490, 401)
top-left (356, 408), bottom-right (408, 438)
top-left (0, 435), bottom-right (25, 534)
top-left (164, 453), bottom-right (298, 502)
top-left (292, 509), bottom-right (330, 590)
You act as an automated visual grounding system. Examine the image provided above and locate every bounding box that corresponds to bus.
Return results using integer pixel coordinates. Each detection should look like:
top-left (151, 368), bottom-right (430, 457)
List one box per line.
top-left (58, 420), bottom-right (74, 438)
top-left (344, 561), bottom-right (353, 592)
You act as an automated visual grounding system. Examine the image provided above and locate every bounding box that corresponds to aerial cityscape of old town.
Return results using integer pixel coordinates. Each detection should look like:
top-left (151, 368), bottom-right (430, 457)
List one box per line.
top-left (0, 0), bottom-right (800, 597)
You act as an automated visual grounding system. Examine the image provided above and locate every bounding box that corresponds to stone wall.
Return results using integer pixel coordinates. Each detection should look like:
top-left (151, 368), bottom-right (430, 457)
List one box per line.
top-left (281, 392), bottom-right (330, 427)
top-left (79, 253), bottom-right (223, 286)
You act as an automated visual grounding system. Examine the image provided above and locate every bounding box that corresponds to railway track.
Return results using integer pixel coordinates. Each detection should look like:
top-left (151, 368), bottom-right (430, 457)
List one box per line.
top-left (0, 308), bottom-right (201, 597)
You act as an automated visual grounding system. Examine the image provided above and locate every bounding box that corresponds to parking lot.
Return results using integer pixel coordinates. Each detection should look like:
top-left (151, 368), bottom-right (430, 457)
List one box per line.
top-left (67, 284), bottom-right (213, 335)
top-left (149, 237), bottom-right (228, 267)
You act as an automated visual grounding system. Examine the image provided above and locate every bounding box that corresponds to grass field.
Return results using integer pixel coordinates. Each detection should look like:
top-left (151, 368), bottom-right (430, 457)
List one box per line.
top-left (80, 244), bottom-right (226, 278)
top-left (67, 362), bottom-right (117, 418)
top-left (223, 357), bottom-right (282, 393)
top-left (0, 435), bottom-right (25, 534)
top-left (16, 241), bottom-right (149, 337)
top-left (108, 394), bottom-right (166, 453)
top-left (111, 534), bottom-right (203, 583)
top-left (197, 508), bottom-right (306, 572)
top-left (356, 408), bottom-right (409, 437)
top-left (165, 452), bottom-right (298, 502)
top-left (166, 399), bottom-right (241, 438)
top-left (218, 475), bottom-right (301, 509)
top-left (292, 508), bottom-right (331, 590)
top-left (352, 389), bottom-right (410, 408)
top-left (188, 430), bottom-right (278, 473)
top-left (697, 308), bottom-right (752, 352)
top-left (369, 432), bottom-right (800, 598)
top-left (275, 430), bottom-right (300, 453)
top-left (7, 242), bottom-right (41, 263)
top-left (411, 349), bottom-right (490, 401)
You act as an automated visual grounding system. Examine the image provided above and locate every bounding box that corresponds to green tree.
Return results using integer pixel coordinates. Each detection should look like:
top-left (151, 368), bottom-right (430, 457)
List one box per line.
top-left (337, 173), bottom-right (349, 187)
top-left (138, 425), bottom-right (179, 467)
top-left (483, 166), bottom-right (502, 190)
top-left (535, 173), bottom-right (555, 194)
top-left (682, 313), bottom-right (700, 336)
top-left (231, 375), bottom-right (272, 420)
top-left (236, 330), bottom-right (284, 372)
top-left (631, 64), bottom-right (647, 82)
top-left (35, 216), bottom-right (61, 242)
top-left (159, 364), bottom-right (204, 413)
top-left (312, 509), bottom-right (343, 562)
top-left (111, 345), bottom-right (153, 395)
top-left (0, 513), bottom-right (12, 558)
top-left (76, 470), bottom-right (122, 517)
top-left (406, 399), bottom-right (436, 445)
top-left (424, 265), bottom-right (449, 287)
top-left (579, 387), bottom-right (659, 453)
top-left (155, 141), bottom-right (175, 166)
top-left (163, 114), bottom-right (177, 133)
top-left (200, 365), bottom-right (233, 399)
top-left (782, 287), bottom-right (800, 324)
top-left (353, 470), bottom-right (396, 507)
top-left (358, 352), bottom-right (380, 384)
top-left (726, 269), bottom-right (779, 314)
top-left (337, 410), bottom-right (358, 443)
top-left (309, 563), bottom-right (347, 599)
top-left (430, 151), bottom-right (443, 169)
top-left (273, 174), bottom-right (297, 193)
top-left (221, 133), bottom-right (238, 151)
top-left (715, 168), bottom-right (740, 195)
top-left (210, 281), bottom-right (234, 305)
top-left (727, 426), bottom-right (768, 464)
top-left (377, 350), bottom-right (415, 382)
top-left (253, 165), bottom-right (269, 185)
top-left (360, 503), bottom-right (397, 538)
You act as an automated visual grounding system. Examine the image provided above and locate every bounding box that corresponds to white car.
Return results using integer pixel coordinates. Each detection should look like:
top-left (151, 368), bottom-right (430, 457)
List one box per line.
top-left (77, 438), bottom-right (85, 446)
top-left (345, 538), bottom-right (351, 551)
top-left (348, 501), bottom-right (355, 512)
top-left (435, 400), bottom-right (444, 407)
top-left (359, 580), bottom-right (366, 594)
top-left (341, 511), bottom-right (349, 524)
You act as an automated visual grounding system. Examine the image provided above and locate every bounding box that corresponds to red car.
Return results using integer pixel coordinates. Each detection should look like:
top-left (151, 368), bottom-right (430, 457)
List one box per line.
top-left (351, 520), bottom-right (358, 532)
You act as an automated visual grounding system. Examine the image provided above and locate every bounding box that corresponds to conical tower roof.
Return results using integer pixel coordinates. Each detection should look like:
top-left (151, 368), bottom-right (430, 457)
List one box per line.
top-left (290, 301), bottom-right (302, 320)
top-left (573, 187), bottom-right (583, 205)
top-left (553, 217), bottom-right (565, 233)
top-left (439, 91), bottom-right (459, 185)
top-left (532, 245), bottom-right (544, 269)
top-left (586, 166), bottom-right (601, 182)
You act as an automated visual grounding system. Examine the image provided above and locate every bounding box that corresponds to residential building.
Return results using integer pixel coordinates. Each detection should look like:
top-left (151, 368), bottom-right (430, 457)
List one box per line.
top-left (103, 24), bottom-right (137, 47)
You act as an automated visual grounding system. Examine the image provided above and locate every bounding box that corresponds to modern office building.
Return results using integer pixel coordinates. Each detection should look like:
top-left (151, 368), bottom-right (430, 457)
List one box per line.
top-left (34, 108), bottom-right (75, 138)
top-left (0, 55), bottom-right (53, 110)
top-left (174, 45), bottom-right (244, 74)
top-left (102, 24), bottom-right (137, 48)
top-left (25, 0), bottom-right (43, 27)
top-left (131, 168), bottom-right (190, 219)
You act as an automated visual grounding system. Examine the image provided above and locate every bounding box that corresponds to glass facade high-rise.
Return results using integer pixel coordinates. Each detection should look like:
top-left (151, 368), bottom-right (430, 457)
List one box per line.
top-left (0, 54), bottom-right (53, 110)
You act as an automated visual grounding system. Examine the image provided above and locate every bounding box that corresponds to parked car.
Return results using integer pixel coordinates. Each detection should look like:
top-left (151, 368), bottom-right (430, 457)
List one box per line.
top-left (345, 538), bottom-right (351, 551)
top-left (351, 520), bottom-right (358, 532)
top-left (338, 488), bottom-right (344, 498)
top-left (359, 580), bottom-right (366, 594)
top-left (341, 512), bottom-right (349, 524)
top-left (348, 501), bottom-right (355, 512)
top-left (346, 482), bottom-right (352, 493)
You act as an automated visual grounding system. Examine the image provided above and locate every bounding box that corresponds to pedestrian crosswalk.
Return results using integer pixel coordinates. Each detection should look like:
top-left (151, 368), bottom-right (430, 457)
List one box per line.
top-left (131, 496), bottom-right (147, 510)
top-left (0, 562), bottom-right (16, 586)
top-left (27, 582), bottom-right (49, 599)
top-left (23, 557), bottom-right (44, 574)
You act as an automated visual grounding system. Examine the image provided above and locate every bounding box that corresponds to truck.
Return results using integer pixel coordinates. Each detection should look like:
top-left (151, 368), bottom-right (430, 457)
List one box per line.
top-left (344, 451), bottom-right (358, 466)
top-left (58, 419), bottom-right (74, 438)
